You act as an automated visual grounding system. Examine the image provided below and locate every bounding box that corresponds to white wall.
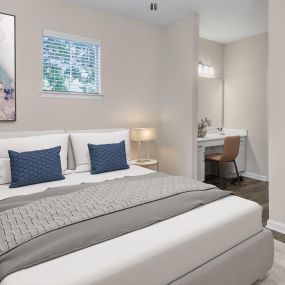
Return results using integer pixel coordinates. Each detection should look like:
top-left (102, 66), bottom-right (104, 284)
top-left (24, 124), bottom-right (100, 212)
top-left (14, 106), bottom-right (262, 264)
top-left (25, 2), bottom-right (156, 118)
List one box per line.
top-left (0, 0), bottom-right (200, 177)
top-left (267, 0), bottom-right (285, 231)
top-left (224, 33), bottom-right (268, 179)
top-left (159, 16), bottom-right (199, 177)
top-left (0, 0), bottom-right (162, 133)
top-left (199, 38), bottom-right (224, 78)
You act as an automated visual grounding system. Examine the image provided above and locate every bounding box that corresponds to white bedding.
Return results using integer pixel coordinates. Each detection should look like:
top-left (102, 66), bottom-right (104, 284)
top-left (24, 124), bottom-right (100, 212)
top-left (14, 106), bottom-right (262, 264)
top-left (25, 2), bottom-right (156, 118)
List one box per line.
top-left (0, 166), bottom-right (263, 285)
top-left (0, 165), bottom-right (152, 200)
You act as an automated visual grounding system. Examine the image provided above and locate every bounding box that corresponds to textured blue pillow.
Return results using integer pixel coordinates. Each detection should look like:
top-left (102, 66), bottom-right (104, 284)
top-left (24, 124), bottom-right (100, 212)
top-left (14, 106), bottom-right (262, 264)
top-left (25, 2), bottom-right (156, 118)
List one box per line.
top-left (9, 146), bottom-right (65, 188)
top-left (88, 141), bottom-right (129, 174)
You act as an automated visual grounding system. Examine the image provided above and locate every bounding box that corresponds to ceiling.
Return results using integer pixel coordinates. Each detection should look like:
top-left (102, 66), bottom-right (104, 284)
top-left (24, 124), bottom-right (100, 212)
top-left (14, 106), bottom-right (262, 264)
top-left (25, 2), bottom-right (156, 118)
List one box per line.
top-left (69, 0), bottom-right (268, 43)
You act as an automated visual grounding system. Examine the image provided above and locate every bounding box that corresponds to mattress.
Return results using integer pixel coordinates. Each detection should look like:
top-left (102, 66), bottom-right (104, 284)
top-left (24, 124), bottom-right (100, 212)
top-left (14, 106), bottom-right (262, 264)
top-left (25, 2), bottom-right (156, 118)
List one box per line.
top-left (0, 166), bottom-right (263, 285)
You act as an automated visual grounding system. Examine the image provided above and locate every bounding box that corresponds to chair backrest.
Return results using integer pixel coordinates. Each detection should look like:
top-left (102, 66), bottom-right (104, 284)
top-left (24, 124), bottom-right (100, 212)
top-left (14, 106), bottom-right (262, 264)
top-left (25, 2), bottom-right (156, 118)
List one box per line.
top-left (222, 136), bottom-right (240, 162)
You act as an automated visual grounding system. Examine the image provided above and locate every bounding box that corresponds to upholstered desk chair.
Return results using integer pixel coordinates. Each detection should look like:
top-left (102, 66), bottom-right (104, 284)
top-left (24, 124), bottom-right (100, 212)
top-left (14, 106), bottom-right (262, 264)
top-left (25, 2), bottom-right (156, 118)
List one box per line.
top-left (206, 136), bottom-right (241, 188)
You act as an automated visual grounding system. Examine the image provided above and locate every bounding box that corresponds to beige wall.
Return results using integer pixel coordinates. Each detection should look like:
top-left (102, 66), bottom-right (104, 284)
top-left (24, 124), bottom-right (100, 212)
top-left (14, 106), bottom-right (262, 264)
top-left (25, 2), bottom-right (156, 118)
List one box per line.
top-left (268, 0), bottom-right (285, 229)
top-left (199, 38), bottom-right (224, 78)
top-left (224, 33), bottom-right (268, 178)
top-left (0, 0), bottom-right (200, 176)
top-left (0, 0), bottom-right (162, 133)
top-left (159, 16), bottom-right (199, 177)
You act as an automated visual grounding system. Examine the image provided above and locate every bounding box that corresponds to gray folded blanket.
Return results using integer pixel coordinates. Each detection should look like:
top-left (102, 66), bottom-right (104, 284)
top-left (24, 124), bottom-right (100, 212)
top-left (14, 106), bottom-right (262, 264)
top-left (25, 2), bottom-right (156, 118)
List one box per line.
top-left (0, 172), bottom-right (231, 282)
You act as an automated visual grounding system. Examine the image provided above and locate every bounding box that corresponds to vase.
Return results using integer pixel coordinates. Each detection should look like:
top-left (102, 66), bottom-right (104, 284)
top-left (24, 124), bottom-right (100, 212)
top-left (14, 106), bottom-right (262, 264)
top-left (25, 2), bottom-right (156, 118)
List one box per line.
top-left (198, 126), bottom-right (207, 138)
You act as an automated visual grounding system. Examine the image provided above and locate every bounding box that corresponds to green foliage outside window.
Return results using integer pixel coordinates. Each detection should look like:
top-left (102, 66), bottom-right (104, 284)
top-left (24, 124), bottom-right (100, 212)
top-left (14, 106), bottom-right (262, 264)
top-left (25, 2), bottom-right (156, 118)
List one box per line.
top-left (43, 35), bottom-right (100, 94)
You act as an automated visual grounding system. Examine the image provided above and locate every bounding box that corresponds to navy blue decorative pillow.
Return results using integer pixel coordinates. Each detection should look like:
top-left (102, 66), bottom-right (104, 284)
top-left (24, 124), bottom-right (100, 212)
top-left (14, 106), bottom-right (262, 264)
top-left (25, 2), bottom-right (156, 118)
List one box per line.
top-left (88, 141), bottom-right (129, 174)
top-left (9, 146), bottom-right (65, 188)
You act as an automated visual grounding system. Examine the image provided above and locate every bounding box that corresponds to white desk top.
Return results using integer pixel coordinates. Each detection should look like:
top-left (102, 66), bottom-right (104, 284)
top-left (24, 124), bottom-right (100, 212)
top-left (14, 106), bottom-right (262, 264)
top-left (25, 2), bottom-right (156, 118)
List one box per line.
top-left (197, 128), bottom-right (247, 143)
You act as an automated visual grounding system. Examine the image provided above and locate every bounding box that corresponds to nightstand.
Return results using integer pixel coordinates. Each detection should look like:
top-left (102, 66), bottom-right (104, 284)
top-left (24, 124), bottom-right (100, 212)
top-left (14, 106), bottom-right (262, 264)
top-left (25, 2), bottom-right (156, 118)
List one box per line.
top-left (130, 159), bottom-right (159, 171)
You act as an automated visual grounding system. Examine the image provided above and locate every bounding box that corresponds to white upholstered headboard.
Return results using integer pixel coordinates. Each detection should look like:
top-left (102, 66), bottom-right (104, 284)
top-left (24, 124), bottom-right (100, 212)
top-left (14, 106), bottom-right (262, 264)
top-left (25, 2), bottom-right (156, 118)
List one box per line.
top-left (0, 128), bottom-right (129, 170)
top-left (66, 128), bottom-right (129, 169)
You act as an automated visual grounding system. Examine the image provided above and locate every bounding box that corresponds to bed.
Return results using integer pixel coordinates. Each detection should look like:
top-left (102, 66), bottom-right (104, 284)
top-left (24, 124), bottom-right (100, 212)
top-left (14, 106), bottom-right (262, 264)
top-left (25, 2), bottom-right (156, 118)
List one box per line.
top-left (0, 130), bottom-right (273, 285)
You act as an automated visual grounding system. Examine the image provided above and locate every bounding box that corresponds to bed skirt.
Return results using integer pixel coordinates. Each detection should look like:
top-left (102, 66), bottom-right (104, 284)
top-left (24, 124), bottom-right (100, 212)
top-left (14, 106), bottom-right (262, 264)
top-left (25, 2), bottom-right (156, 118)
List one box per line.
top-left (170, 229), bottom-right (274, 285)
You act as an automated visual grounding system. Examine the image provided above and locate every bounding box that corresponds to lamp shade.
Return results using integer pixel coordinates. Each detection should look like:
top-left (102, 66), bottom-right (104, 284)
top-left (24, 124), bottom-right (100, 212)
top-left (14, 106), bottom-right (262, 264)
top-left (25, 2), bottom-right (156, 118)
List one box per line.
top-left (131, 128), bottom-right (156, 142)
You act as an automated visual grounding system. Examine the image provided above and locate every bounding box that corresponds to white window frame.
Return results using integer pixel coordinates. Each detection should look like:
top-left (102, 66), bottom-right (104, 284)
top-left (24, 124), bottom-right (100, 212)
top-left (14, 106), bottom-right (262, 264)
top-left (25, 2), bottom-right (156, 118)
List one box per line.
top-left (40, 29), bottom-right (103, 99)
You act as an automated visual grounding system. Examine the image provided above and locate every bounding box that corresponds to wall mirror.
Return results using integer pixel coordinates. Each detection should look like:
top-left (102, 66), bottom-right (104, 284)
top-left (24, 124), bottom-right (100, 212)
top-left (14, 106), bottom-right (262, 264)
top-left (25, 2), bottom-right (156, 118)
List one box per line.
top-left (197, 77), bottom-right (223, 129)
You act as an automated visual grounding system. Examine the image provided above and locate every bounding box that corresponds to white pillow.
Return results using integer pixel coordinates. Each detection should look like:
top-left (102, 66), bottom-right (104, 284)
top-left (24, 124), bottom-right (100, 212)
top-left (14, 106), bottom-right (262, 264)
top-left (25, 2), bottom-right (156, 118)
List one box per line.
top-left (70, 130), bottom-right (130, 172)
top-left (0, 159), bottom-right (11, 185)
top-left (0, 133), bottom-right (69, 185)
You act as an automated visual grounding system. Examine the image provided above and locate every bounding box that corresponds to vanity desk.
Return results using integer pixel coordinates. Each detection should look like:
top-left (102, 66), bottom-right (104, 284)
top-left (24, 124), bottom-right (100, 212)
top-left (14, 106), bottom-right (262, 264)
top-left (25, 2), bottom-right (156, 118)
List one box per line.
top-left (197, 129), bottom-right (247, 181)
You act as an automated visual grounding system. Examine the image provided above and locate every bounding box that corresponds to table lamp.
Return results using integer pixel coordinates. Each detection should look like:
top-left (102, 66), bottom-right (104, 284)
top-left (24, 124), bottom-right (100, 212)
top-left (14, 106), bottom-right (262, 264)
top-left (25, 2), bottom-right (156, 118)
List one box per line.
top-left (131, 128), bottom-right (156, 162)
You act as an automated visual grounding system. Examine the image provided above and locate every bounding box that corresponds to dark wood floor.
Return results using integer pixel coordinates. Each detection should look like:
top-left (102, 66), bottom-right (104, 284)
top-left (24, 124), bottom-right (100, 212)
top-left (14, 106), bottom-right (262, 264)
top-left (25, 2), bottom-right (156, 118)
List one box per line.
top-left (205, 176), bottom-right (285, 242)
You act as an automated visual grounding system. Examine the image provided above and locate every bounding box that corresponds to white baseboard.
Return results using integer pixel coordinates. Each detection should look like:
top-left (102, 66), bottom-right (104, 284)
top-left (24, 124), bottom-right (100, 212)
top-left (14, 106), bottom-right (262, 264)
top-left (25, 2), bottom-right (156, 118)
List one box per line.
top-left (266, 219), bottom-right (285, 234)
top-left (241, 172), bottom-right (267, 182)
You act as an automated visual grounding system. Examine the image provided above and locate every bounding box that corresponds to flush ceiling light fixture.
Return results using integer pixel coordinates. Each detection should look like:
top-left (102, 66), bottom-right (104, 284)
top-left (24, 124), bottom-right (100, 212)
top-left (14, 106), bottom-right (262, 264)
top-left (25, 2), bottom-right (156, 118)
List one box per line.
top-left (198, 63), bottom-right (215, 78)
top-left (150, 2), bottom-right (158, 11)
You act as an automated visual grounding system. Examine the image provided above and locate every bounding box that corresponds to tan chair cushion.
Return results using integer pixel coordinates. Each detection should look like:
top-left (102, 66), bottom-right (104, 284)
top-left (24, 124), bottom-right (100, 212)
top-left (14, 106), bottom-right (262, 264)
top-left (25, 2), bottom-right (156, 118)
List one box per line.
top-left (206, 136), bottom-right (241, 163)
top-left (206, 153), bottom-right (223, 161)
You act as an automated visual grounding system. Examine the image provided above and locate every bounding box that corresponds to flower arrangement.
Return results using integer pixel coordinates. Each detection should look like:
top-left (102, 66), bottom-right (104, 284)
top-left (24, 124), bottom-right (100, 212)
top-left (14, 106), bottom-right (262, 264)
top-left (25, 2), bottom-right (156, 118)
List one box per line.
top-left (198, 117), bottom-right (211, 138)
top-left (199, 117), bottom-right (211, 128)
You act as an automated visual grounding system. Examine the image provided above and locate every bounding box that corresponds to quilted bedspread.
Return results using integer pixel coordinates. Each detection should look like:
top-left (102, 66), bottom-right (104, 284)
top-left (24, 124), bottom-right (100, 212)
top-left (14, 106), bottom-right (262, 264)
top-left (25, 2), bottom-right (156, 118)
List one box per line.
top-left (0, 172), bottom-right (230, 282)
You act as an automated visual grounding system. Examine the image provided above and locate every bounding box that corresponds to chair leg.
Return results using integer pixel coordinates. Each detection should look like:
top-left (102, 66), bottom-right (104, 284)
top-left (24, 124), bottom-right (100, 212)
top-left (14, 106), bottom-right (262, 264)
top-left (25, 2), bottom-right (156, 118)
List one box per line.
top-left (217, 161), bottom-right (224, 189)
top-left (233, 160), bottom-right (241, 184)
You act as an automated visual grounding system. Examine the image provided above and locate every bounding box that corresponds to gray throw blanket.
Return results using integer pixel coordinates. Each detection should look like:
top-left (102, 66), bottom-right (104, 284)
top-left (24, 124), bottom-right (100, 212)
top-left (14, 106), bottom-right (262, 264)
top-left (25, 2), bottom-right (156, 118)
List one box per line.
top-left (0, 173), bottom-right (231, 282)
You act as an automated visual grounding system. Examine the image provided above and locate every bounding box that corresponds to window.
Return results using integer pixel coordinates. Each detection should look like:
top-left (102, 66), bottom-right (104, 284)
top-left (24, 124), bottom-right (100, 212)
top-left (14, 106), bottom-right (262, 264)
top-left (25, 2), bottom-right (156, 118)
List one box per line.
top-left (42, 30), bottom-right (101, 97)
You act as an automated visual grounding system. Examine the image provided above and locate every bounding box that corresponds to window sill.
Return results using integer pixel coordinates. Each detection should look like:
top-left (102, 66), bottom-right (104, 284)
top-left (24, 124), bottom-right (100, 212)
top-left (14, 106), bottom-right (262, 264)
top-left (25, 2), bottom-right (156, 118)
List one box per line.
top-left (40, 91), bottom-right (104, 100)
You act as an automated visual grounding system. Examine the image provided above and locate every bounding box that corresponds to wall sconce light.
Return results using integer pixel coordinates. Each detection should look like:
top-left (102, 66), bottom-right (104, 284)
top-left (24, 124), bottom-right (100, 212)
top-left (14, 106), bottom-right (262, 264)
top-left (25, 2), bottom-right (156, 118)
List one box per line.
top-left (198, 63), bottom-right (215, 78)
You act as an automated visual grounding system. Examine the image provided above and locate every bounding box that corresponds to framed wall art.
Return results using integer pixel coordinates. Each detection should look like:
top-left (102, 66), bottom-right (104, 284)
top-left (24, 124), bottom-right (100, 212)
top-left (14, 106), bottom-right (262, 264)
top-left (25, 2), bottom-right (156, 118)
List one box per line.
top-left (0, 13), bottom-right (15, 121)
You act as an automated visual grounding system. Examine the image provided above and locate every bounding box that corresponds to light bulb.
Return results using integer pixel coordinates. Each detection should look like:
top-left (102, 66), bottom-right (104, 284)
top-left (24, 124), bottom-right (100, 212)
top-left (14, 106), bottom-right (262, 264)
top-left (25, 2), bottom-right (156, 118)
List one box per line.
top-left (203, 65), bottom-right (209, 75)
top-left (209, 66), bottom-right (215, 76)
top-left (198, 64), bottom-right (203, 74)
